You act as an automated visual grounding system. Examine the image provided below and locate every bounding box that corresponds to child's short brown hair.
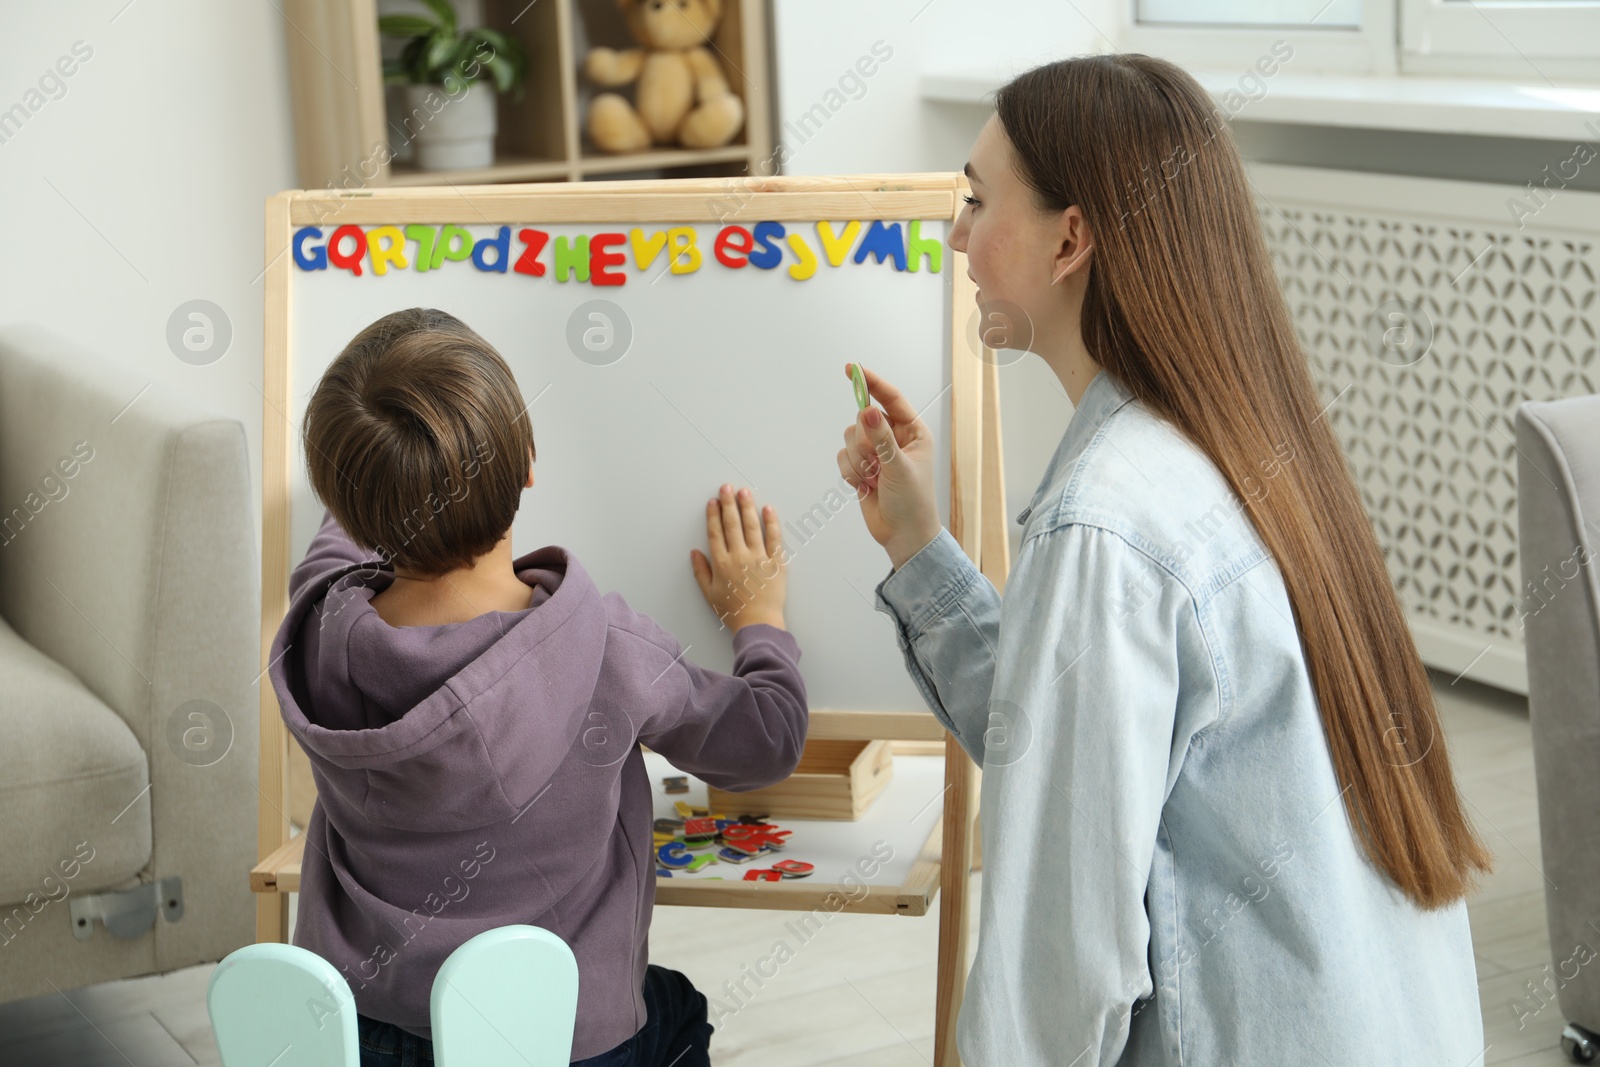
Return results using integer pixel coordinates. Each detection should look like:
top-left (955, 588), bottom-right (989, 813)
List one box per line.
top-left (303, 307), bottom-right (535, 578)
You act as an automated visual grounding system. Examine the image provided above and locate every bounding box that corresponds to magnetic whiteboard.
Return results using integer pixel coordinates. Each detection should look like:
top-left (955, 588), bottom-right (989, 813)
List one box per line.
top-left (280, 198), bottom-right (957, 715)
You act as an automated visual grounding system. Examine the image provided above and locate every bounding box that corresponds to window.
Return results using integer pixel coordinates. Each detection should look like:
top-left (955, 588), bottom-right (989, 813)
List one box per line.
top-left (1137, 0), bottom-right (1362, 29)
top-left (1120, 0), bottom-right (1396, 75)
top-left (1402, 0), bottom-right (1600, 80)
top-left (1120, 0), bottom-right (1600, 80)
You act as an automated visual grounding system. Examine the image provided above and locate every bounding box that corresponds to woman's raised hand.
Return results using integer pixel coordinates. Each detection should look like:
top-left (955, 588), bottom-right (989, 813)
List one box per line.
top-left (837, 363), bottom-right (942, 570)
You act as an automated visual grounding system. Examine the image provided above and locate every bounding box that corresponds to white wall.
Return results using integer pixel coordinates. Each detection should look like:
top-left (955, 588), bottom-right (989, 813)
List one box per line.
top-left (0, 2), bottom-right (297, 563)
top-left (771, 0), bottom-right (1114, 175)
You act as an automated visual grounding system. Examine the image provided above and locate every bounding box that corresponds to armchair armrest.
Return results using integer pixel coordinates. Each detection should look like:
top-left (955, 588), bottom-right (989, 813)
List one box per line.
top-left (0, 327), bottom-right (258, 968)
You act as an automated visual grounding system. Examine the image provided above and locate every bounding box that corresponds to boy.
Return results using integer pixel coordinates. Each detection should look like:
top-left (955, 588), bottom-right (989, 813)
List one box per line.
top-left (267, 307), bottom-right (807, 1066)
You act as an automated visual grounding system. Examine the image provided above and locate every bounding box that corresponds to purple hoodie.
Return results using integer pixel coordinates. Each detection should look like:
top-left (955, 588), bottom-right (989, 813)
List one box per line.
top-left (268, 509), bottom-right (808, 1059)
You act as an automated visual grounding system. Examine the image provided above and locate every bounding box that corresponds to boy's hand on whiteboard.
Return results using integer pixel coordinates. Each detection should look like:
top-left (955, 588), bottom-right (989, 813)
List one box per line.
top-left (690, 484), bottom-right (788, 634)
top-left (838, 364), bottom-right (942, 572)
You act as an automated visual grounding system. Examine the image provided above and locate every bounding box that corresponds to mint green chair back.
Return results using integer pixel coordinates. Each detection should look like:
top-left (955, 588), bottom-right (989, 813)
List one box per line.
top-left (430, 924), bottom-right (580, 1066)
top-left (207, 926), bottom-right (579, 1066)
top-left (207, 942), bottom-right (360, 1066)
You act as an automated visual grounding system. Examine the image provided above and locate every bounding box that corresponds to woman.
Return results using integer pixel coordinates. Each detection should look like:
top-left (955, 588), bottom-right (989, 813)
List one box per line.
top-left (838, 54), bottom-right (1492, 1065)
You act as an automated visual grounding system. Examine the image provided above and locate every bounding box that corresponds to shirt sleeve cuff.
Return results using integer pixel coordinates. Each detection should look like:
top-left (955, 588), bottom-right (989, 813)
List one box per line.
top-left (730, 622), bottom-right (800, 660)
top-left (872, 527), bottom-right (978, 639)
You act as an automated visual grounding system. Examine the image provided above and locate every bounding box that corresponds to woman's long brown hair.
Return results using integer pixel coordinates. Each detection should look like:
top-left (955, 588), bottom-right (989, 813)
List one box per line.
top-left (995, 54), bottom-right (1492, 908)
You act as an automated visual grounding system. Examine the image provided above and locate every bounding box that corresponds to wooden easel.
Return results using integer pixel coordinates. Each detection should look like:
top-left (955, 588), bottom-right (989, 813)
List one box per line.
top-left (251, 174), bottom-right (1010, 1066)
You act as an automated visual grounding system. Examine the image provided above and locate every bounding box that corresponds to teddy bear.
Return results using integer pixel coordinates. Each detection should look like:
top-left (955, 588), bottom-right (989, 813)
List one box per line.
top-left (582, 0), bottom-right (745, 154)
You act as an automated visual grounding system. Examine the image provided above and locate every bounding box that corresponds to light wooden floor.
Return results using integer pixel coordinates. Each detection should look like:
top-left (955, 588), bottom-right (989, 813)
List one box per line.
top-left (0, 672), bottom-right (1571, 1065)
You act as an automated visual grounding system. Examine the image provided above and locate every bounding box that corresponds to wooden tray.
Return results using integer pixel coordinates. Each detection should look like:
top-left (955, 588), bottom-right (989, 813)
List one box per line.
top-left (707, 738), bottom-right (893, 820)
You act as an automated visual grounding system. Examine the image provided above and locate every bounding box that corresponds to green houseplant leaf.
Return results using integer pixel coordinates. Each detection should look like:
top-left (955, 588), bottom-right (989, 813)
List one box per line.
top-left (471, 27), bottom-right (516, 56)
top-left (482, 52), bottom-right (517, 94)
top-left (377, 0), bottom-right (527, 93)
top-left (376, 14), bottom-right (436, 37)
top-left (417, 0), bottom-right (459, 37)
top-left (424, 30), bottom-right (458, 76)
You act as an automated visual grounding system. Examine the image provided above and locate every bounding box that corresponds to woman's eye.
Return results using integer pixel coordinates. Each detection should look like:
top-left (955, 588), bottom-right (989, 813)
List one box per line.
top-left (962, 194), bottom-right (980, 208)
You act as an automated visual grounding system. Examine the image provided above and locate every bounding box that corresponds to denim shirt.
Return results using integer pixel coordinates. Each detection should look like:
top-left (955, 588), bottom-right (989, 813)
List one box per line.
top-left (873, 370), bottom-right (1483, 1066)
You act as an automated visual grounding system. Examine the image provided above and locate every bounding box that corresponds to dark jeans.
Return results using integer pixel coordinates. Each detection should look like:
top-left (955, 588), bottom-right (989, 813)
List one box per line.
top-left (357, 963), bottom-right (713, 1067)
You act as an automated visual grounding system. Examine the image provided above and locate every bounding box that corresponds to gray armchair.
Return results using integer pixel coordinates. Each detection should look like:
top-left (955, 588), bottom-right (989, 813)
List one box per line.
top-left (1516, 395), bottom-right (1600, 1062)
top-left (0, 327), bottom-right (258, 1001)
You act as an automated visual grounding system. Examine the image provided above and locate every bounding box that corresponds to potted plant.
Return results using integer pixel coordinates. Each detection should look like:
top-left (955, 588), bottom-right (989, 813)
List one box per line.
top-left (380, 0), bottom-right (528, 170)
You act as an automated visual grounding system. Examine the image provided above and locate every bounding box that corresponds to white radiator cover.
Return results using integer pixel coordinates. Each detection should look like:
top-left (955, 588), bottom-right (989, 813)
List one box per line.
top-left (1246, 163), bottom-right (1599, 695)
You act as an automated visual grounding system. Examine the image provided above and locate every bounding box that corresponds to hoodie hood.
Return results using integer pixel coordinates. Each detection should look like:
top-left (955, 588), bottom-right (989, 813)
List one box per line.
top-left (270, 546), bottom-right (609, 833)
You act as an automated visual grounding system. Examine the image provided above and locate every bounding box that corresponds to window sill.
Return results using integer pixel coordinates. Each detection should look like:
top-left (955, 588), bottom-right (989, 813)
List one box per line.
top-left (920, 67), bottom-right (1600, 142)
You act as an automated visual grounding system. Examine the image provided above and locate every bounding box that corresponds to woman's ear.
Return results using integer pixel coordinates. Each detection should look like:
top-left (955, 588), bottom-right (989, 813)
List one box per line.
top-left (1051, 205), bottom-right (1093, 285)
top-left (525, 446), bottom-right (535, 489)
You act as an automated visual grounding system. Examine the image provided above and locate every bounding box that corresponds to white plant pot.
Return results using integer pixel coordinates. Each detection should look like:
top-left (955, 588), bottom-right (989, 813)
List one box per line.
top-left (404, 81), bottom-right (497, 170)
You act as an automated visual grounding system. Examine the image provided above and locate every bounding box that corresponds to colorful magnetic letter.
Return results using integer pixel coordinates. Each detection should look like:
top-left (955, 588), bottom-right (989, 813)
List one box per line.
top-left (404, 225), bottom-right (437, 272)
top-left (748, 222), bottom-right (785, 270)
top-left (590, 232), bottom-right (628, 286)
top-left (785, 232), bottom-right (817, 280)
top-left (771, 859), bottom-right (815, 878)
top-left (514, 229), bottom-right (549, 276)
top-left (327, 225), bottom-right (367, 276)
top-left (722, 824), bottom-right (791, 851)
top-left (853, 220), bottom-right (906, 271)
top-left (906, 219), bottom-right (942, 273)
top-left (630, 228), bottom-right (669, 271)
top-left (292, 227), bottom-right (326, 270)
top-left (472, 226), bottom-right (511, 272)
top-left (666, 227), bottom-right (702, 275)
top-left (817, 220), bottom-right (861, 267)
top-left (366, 226), bottom-right (408, 276)
top-left (431, 225), bottom-right (474, 270)
top-left (554, 235), bottom-right (590, 282)
top-left (713, 225), bottom-right (753, 268)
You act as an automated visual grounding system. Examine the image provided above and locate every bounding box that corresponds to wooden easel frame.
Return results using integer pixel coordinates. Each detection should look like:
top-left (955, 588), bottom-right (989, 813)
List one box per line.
top-left (254, 173), bottom-right (1010, 1066)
